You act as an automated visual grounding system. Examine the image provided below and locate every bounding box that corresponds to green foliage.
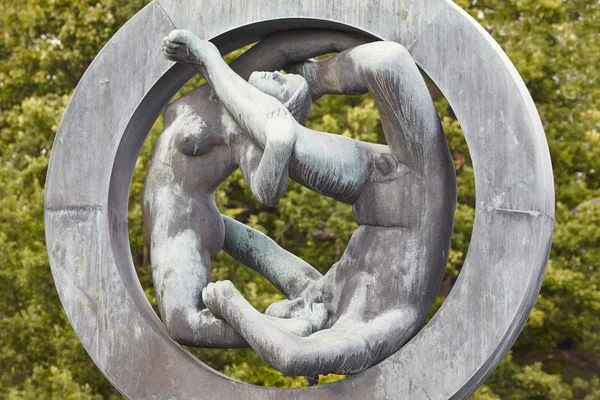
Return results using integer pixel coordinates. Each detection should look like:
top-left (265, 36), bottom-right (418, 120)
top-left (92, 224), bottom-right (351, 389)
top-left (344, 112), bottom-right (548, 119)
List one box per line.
top-left (1, 0), bottom-right (599, 398)
top-left (453, 1), bottom-right (600, 398)
top-left (0, 1), bottom-right (150, 398)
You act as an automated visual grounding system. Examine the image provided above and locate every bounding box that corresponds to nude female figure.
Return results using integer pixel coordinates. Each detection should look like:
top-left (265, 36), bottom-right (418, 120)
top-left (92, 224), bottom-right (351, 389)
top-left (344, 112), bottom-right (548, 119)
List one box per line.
top-left (143, 30), bottom-right (368, 349)
top-left (159, 30), bottom-right (457, 378)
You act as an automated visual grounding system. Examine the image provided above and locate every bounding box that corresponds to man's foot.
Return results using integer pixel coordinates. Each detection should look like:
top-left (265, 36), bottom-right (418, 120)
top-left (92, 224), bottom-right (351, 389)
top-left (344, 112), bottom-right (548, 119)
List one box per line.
top-left (202, 280), bottom-right (241, 320)
top-left (265, 297), bottom-right (328, 333)
top-left (162, 29), bottom-right (220, 66)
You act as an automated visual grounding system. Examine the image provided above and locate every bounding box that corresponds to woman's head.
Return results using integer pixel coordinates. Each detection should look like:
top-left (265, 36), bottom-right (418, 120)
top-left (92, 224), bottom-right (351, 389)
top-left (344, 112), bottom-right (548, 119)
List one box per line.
top-left (249, 71), bottom-right (312, 124)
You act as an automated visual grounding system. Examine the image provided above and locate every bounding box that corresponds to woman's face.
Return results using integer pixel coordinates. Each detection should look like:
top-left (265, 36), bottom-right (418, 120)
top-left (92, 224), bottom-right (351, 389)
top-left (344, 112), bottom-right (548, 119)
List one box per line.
top-left (249, 71), bottom-right (305, 103)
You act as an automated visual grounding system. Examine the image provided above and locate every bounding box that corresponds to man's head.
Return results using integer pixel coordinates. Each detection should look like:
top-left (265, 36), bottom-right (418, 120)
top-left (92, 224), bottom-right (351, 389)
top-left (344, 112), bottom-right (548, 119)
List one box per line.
top-left (249, 71), bottom-right (312, 125)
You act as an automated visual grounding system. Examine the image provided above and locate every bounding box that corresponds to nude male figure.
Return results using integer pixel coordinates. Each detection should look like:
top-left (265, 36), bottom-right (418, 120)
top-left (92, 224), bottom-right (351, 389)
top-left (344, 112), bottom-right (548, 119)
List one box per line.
top-left (143, 30), bottom-right (368, 349)
top-left (159, 30), bottom-right (457, 378)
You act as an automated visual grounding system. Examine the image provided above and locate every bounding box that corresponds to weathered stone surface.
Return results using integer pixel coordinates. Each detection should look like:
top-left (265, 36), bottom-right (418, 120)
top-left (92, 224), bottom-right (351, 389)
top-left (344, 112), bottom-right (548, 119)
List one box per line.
top-left (45, 0), bottom-right (554, 398)
top-left (148, 27), bottom-right (456, 381)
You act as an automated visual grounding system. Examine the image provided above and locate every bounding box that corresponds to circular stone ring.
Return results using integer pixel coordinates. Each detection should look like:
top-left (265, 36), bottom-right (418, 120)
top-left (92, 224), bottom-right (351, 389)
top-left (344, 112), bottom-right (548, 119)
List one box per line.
top-left (45, 0), bottom-right (554, 398)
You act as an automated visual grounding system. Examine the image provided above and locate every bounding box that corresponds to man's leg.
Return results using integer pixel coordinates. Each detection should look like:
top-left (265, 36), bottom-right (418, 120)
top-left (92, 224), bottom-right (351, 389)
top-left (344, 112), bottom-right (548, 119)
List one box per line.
top-left (202, 280), bottom-right (418, 377)
top-left (288, 41), bottom-right (442, 173)
top-left (202, 280), bottom-right (369, 376)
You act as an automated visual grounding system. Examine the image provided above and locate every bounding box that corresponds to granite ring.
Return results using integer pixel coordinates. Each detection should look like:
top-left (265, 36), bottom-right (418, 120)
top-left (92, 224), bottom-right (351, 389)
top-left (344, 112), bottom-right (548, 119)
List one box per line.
top-left (44, 0), bottom-right (554, 398)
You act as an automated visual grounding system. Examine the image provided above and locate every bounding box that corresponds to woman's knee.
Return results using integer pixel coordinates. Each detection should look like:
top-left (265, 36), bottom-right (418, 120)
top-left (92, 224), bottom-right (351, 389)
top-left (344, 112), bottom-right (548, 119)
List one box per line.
top-left (163, 307), bottom-right (199, 346)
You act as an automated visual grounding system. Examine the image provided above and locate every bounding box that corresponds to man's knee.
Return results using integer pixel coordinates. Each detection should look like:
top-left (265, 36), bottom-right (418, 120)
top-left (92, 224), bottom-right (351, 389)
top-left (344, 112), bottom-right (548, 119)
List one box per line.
top-left (268, 344), bottom-right (307, 376)
top-left (354, 41), bottom-right (411, 70)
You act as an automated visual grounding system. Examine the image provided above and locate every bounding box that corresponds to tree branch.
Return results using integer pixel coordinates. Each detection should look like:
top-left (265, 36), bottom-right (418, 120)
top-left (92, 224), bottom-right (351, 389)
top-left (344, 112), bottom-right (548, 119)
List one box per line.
top-left (522, 350), bottom-right (600, 371)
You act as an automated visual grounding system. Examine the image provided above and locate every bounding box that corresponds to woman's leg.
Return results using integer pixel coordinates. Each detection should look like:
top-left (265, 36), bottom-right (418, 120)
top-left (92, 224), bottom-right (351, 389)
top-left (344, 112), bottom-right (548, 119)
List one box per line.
top-left (222, 215), bottom-right (322, 299)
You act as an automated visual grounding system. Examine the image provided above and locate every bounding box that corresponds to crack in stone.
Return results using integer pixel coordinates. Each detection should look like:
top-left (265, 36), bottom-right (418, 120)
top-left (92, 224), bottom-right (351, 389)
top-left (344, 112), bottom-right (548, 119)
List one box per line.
top-left (46, 204), bottom-right (103, 212)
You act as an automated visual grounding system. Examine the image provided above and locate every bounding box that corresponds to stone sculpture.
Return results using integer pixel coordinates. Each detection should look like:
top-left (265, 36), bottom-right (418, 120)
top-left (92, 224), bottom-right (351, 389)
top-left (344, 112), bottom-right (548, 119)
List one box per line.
top-left (143, 28), bottom-right (457, 380)
top-left (46, 1), bottom-right (554, 397)
top-left (143, 29), bottom-right (366, 350)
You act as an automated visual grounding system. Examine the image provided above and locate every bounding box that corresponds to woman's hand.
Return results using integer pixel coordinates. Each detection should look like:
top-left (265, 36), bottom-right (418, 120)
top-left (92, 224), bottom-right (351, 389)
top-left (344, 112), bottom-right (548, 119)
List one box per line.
top-left (162, 29), bottom-right (220, 66)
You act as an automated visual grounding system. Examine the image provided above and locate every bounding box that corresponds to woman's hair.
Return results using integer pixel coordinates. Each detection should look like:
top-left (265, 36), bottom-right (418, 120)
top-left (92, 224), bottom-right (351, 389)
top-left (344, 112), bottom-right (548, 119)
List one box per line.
top-left (282, 76), bottom-right (312, 125)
